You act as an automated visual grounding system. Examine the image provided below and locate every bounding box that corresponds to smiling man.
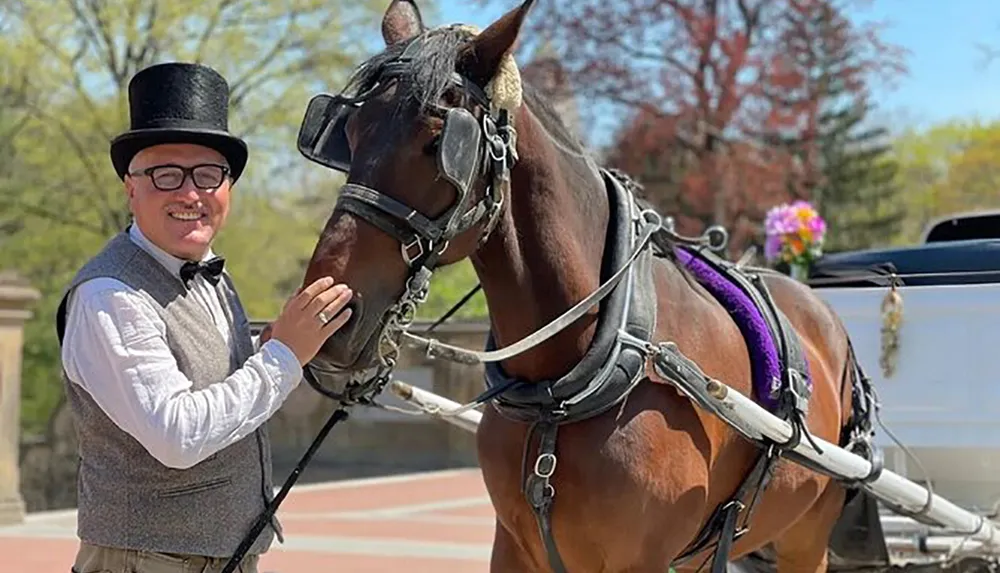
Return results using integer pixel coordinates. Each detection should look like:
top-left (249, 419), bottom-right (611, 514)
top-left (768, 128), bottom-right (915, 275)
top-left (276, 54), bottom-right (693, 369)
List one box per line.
top-left (56, 62), bottom-right (354, 573)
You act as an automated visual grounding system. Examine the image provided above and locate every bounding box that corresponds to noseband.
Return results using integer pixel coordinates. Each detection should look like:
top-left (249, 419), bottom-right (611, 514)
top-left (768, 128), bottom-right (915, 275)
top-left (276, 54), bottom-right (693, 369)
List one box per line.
top-left (296, 30), bottom-right (519, 403)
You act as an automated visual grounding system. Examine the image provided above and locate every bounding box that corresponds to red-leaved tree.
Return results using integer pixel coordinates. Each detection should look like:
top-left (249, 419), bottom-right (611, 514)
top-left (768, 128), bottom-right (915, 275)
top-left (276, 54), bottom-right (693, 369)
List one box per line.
top-left (480, 0), bottom-right (906, 256)
top-left (760, 0), bottom-right (907, 198)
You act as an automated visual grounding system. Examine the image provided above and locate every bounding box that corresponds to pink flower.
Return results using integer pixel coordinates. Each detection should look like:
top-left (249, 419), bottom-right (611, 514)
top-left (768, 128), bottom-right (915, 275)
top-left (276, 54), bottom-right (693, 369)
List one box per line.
top-left (762, 200), bottom-right (826, 264)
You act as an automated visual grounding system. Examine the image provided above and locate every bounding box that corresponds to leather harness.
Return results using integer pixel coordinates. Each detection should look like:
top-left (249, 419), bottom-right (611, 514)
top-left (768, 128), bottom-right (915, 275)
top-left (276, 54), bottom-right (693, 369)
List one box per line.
top-left (287, 27), bottom-right (885, 573)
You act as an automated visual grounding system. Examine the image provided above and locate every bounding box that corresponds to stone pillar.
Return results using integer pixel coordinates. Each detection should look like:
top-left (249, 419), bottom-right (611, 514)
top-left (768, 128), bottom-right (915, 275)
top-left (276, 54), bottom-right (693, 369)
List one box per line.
top-left (0, 271), bottom-right (40, 525)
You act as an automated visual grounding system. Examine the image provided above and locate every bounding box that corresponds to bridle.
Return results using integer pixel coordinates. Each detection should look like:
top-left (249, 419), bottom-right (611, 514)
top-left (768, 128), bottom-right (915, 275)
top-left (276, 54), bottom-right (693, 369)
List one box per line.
top-left (295, 28), bottom-right (519, 405)
top-left (220, 34), bottom-right (520, 573)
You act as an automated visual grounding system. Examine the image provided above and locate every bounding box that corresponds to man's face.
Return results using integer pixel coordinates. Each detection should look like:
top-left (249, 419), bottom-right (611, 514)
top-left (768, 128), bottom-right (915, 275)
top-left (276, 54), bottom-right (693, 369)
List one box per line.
top-left (125, 143), bottom-right (233, 260)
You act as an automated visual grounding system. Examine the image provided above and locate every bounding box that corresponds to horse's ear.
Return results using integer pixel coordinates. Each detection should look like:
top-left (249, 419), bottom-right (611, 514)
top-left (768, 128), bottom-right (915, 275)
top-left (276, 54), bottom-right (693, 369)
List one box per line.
top-left (460, 0), bottom-right (535, 88)
top-left (382, 0), bottom-right (426, 46)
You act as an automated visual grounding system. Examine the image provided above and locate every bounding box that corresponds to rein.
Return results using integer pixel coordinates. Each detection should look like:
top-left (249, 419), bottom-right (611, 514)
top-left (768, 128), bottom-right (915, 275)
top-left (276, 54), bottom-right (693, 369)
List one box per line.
top-left (401, 212), bottom-right (725, 366)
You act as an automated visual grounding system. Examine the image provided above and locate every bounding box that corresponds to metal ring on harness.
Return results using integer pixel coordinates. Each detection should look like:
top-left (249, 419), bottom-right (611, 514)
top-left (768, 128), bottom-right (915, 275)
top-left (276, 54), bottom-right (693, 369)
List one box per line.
top-left (534, 452), bottom-right (557, 478)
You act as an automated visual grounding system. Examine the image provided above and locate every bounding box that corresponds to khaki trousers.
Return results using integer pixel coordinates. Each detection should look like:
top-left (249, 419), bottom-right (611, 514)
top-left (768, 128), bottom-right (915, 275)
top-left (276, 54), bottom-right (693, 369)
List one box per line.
top-left (71, 542), bottom-right (259, 573)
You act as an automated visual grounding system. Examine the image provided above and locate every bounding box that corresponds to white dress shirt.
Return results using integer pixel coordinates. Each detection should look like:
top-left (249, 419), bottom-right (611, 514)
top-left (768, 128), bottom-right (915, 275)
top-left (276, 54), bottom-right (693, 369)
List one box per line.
top-left (61, 224), bottom-right (302, 470)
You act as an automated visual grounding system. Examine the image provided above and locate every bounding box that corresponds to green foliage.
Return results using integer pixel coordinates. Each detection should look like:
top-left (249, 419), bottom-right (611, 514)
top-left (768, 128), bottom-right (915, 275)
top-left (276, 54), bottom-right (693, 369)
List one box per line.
top-left (774, 1), bottom-right (906, 253)
top-left (812, 100), bottom-right (906, 253)
top-left (889, 118), bottom-right (1000, 244)
top-left (416, 259), bottom-right (489, 321)
top-left (0, 0), bottom-right (401, 434)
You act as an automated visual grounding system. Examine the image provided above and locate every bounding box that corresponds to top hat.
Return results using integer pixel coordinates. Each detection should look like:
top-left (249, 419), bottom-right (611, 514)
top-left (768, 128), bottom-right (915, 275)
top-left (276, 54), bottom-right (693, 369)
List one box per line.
top-left (110, 62), bottom-right (248, 182)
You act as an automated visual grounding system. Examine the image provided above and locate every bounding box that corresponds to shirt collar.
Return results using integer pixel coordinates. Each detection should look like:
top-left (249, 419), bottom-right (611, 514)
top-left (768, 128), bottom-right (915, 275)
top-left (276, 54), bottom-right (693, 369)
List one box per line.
top-left (128, 222), bottom-right (217, 281)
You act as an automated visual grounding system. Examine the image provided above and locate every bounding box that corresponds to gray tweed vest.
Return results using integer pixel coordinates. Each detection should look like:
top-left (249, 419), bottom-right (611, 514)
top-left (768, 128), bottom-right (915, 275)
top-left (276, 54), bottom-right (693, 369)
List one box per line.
top-left (57, 229), bottom-right (280, 557)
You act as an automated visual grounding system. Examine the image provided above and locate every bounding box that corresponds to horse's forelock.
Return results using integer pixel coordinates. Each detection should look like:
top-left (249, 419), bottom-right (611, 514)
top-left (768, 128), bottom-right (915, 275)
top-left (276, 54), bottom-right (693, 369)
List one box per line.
top-left (346, 24), bottom-right (523, 117)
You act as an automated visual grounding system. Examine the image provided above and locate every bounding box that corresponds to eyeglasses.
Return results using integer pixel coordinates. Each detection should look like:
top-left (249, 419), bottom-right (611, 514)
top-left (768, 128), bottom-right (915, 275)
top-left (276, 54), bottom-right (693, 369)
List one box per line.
top-left (128, 163), bottom-right (231, 192)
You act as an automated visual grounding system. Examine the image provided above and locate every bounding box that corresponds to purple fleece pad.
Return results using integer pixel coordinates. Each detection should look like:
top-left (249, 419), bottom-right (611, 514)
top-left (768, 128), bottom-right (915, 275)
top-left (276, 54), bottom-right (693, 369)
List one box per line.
top-left (673, 247), bottom-right (809, 411)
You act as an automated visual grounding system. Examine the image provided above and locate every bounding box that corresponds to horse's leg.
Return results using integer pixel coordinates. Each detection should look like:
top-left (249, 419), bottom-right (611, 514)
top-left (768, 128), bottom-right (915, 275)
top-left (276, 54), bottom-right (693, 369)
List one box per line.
top-left (771, 478), bottom-right (848, 573)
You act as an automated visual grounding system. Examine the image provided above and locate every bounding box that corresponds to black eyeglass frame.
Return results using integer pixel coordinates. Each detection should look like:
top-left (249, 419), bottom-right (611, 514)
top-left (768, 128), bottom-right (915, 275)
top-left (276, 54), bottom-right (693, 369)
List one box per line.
top-left (127, 163), bottom-right (232, 192)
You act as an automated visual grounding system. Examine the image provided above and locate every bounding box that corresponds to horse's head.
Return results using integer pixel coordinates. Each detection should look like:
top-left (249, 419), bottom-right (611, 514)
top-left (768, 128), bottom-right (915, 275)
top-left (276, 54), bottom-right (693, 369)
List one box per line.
top-left (298, 0), bottom-right (534, 372)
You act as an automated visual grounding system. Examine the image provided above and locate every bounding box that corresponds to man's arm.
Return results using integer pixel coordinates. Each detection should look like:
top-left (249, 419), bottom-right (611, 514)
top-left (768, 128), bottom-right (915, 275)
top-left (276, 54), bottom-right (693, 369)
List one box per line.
top-left (61, 277), bottom-right (302, 470)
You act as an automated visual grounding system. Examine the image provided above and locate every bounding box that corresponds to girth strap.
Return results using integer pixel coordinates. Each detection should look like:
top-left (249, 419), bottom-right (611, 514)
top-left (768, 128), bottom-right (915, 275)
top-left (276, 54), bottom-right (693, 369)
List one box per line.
top-left (672, 444), bottom-right (780, 572)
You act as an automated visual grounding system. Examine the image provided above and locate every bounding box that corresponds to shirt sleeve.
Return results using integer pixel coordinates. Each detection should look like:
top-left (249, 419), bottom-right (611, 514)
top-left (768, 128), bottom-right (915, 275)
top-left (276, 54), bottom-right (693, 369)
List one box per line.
top-left (60, 277), bottom-right (303, 470)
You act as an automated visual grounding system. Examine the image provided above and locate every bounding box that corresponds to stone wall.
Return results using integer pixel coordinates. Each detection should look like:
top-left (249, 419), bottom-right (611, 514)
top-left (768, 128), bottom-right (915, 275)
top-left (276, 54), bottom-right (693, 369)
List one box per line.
top-left (19, 319), bottom-right (491, 512)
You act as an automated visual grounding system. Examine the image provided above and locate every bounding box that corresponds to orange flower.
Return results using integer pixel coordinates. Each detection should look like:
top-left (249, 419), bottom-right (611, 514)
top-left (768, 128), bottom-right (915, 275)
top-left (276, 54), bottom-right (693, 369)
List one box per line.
top-left (788, 235), bottom-right (805, 256)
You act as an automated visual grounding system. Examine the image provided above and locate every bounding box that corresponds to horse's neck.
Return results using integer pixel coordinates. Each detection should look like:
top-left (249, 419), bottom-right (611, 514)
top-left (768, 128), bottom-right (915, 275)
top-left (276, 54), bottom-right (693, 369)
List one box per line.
top-left (471, 107), bottom-right (610, 382)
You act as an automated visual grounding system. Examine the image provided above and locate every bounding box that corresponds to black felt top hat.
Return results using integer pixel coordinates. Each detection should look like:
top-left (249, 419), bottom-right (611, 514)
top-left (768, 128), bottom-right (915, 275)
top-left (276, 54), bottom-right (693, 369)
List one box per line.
top-left (110, 62), bottom-right (248, 182)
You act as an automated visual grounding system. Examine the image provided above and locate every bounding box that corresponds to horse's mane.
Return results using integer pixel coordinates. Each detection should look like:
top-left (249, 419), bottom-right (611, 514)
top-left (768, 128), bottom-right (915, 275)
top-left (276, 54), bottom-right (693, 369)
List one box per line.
top-left (342, 26), bottom-right (481, 114)
top-left (342, 25), bottom-right (587, 157)
top-left (520, 81), bottom-right (589, 157)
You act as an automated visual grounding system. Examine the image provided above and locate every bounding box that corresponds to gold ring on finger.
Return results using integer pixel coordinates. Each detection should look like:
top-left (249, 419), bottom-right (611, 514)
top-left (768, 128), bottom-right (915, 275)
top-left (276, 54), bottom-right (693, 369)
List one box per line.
top-left (317, 311), bottom-right (331, 325)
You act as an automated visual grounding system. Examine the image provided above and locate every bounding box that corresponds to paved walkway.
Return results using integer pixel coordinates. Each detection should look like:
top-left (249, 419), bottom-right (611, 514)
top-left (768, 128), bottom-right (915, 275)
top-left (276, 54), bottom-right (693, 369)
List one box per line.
top-left (0, 468), bottom-right (495, 572)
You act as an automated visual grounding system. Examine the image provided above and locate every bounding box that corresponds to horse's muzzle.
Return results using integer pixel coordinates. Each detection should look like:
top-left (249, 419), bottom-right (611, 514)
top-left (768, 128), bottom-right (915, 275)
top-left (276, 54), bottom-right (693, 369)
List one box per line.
top-left (316, 299), bottom-right (386, 372)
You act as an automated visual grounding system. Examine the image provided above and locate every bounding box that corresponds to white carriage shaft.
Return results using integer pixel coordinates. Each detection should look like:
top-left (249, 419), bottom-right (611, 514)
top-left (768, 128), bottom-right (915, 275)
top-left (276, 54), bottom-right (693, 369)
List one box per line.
top-left (388, 380), bottom-right (483, 433)
top-left (389, 371), bottom-right (1000, 554)
top-left (651, 358), bottom-right (1000, 552)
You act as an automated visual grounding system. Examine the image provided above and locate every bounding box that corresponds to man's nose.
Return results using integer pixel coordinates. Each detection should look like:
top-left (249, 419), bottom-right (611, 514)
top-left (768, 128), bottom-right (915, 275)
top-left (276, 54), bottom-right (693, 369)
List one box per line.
top-left (174, 180), bottom-right (202, 201)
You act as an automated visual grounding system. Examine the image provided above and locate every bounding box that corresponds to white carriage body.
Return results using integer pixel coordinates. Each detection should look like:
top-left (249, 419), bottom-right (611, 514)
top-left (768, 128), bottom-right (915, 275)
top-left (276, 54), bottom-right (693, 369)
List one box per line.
top-left (812, 211), bottom-right (1000, 515)
top-left (817, 282), bottom-right (1000, 513)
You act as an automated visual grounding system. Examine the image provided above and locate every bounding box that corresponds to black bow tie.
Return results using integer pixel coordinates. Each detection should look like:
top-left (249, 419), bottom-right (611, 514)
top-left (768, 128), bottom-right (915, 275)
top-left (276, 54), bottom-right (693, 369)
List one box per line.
top-left (180, 257), bottom-right (225, 286)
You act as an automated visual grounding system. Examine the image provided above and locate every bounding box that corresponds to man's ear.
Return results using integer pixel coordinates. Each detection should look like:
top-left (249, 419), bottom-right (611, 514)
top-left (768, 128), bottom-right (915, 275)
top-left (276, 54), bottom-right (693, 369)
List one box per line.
top-left (123, 176), bottom-right (137, 201)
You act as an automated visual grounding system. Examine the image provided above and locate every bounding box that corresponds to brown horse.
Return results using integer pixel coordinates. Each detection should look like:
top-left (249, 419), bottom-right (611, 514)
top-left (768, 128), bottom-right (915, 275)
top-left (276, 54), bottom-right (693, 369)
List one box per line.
top-left (295, 1), bottom-right (881, 571)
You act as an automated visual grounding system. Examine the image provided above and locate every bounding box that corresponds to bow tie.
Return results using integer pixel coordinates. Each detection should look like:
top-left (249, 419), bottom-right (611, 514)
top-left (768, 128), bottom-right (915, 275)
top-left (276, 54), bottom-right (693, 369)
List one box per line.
top-left (180, 257), bottom-right (226, 286)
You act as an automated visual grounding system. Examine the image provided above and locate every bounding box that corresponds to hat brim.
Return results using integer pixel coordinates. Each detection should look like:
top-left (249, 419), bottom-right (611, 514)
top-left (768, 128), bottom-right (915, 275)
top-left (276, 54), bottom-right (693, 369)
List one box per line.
top-left (110, 128), bottom-right (248, 183)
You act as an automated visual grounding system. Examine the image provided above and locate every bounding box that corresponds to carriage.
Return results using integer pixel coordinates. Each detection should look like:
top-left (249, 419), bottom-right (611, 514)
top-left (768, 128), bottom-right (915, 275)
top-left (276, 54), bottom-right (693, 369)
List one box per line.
top-left (805, 211), bottom-right (1000, 572)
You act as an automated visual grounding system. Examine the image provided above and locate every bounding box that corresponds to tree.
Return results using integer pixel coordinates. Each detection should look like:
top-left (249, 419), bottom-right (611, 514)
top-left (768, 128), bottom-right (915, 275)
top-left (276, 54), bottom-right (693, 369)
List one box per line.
top-left (808, 99), bottom-right (905, 252)
top-left (477, 0), bottom-right (906, 256)
top-left (0, 0), bottom-right (384, 236)
top-left (762, 0), bottom-right (907, 252)
top-left (0, 0), bottom-right (396, 434)
top-left (606, 106), bottom-right (801, 255)
top-left (889, 119), bottom-right (1000, 244)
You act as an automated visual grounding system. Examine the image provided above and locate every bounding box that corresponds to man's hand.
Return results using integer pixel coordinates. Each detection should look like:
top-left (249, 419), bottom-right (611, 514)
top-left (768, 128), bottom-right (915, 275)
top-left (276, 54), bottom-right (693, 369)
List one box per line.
top-left (268, 277), bottom-right (354, 366)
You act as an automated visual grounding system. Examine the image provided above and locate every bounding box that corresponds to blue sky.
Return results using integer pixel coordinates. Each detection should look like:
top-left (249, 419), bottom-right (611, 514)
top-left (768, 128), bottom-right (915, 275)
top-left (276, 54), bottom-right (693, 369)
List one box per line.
top-left (435, 0), bottom-right (1000, 136)
top-left (848, 0), bottom-right (1000, 130)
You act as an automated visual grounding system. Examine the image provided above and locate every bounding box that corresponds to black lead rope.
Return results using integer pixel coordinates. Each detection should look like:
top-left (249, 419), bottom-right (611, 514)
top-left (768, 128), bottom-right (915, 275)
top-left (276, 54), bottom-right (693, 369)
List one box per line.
top-left (424, 283), bottom-right (483, 334)
top-left (219, 280), bottom-right (483, 572)
top-left (219, 405), bottom-right (350, 573)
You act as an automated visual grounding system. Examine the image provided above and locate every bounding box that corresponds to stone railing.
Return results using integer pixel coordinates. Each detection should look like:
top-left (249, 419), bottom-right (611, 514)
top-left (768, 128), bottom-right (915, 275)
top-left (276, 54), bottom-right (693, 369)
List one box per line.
top-left (0, 272), bottom-right (40, 524)
top-left (19, 317), bottom-right (492, 511)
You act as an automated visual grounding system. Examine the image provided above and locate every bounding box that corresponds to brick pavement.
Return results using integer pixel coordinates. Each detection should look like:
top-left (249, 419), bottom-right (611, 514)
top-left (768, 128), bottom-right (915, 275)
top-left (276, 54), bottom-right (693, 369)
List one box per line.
top-left (0, 468), bottom-right (495, 572)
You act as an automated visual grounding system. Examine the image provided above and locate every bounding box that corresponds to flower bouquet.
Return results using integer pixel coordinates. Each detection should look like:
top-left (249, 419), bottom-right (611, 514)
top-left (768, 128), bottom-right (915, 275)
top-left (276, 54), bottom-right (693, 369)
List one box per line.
top-left (763, 200), bottom-right (827, 281)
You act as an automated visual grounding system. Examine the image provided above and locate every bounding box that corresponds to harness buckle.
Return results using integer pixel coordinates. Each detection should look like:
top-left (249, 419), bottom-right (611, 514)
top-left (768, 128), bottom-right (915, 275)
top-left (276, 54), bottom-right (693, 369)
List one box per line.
top-left (400, 237), bottom-right (425, 267)
top-left (534, 452), bottom-right (557, 478)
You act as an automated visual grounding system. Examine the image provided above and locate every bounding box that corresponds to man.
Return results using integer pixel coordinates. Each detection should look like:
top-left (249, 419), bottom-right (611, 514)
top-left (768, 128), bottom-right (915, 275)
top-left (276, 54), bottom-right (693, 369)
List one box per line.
top-left (56, 62), bottom-right (352, 573)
